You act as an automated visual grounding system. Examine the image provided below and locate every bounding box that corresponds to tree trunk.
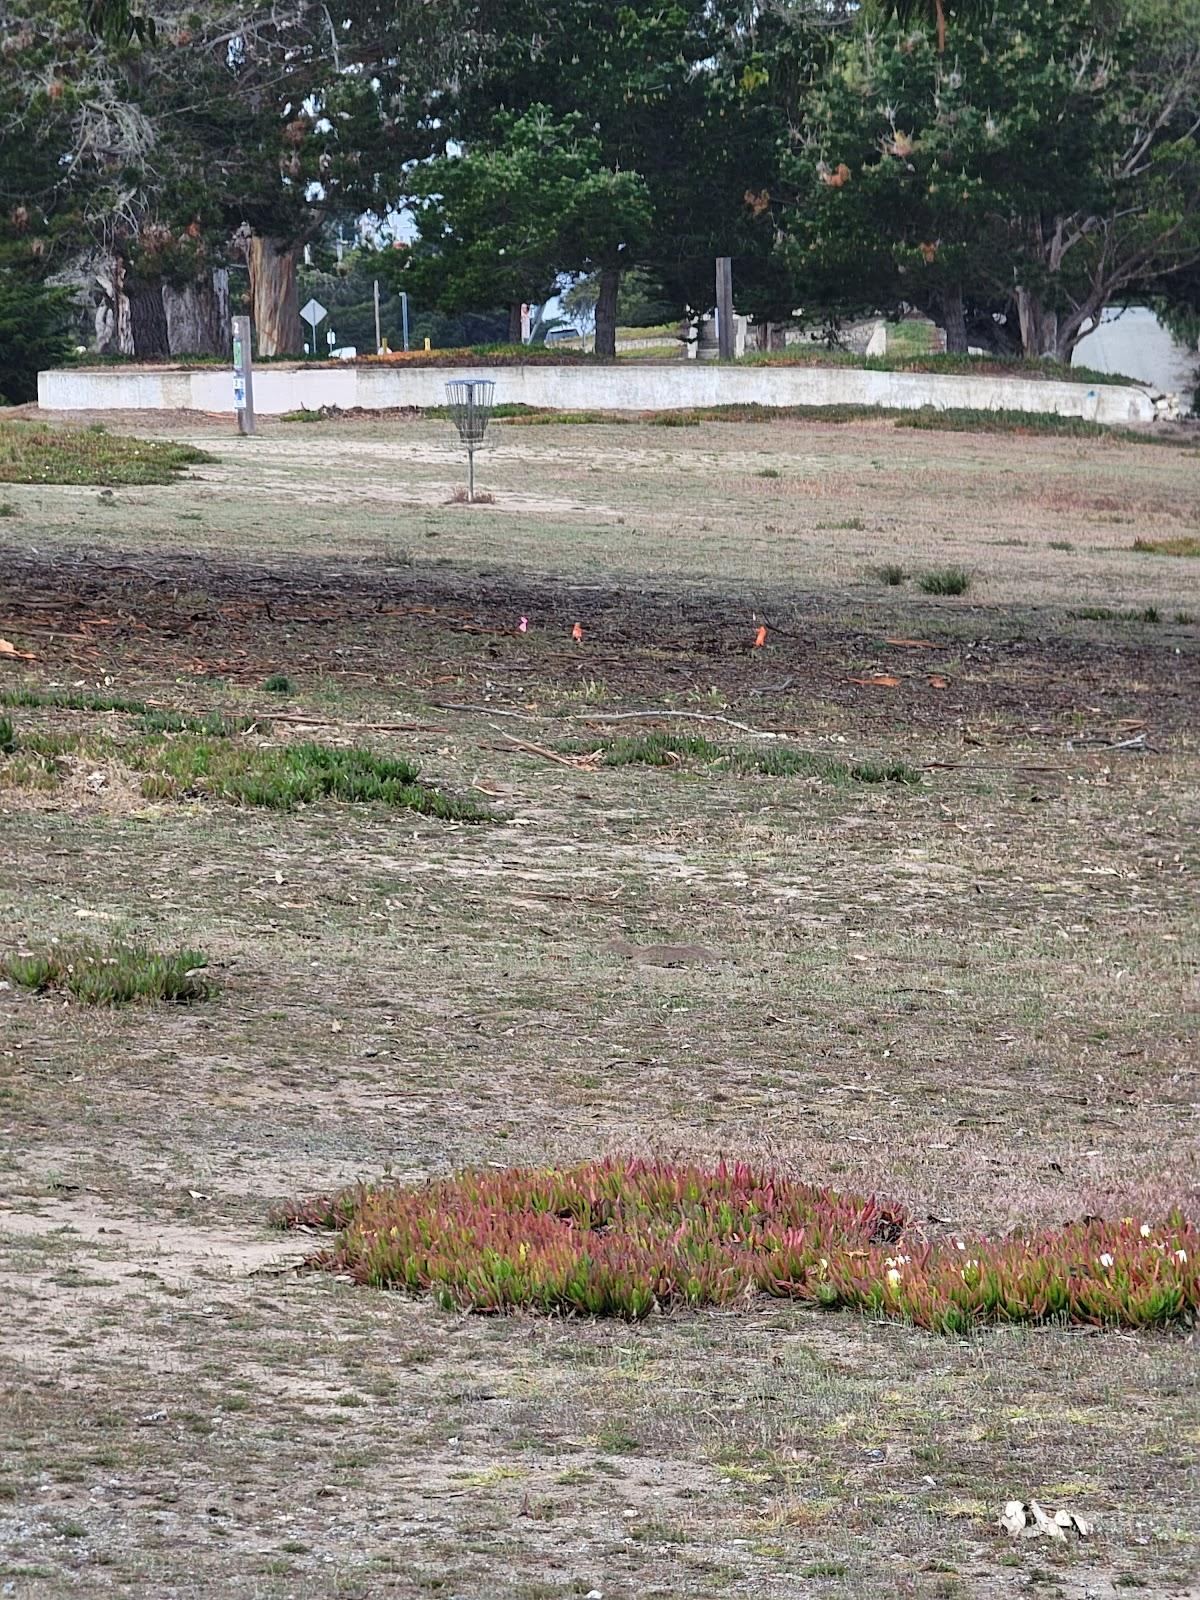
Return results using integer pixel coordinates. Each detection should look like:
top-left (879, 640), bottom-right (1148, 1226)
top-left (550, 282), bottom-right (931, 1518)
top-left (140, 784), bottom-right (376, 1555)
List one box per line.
top-left (507, 301), bottom-right (524, 343)
top-left (128, 276), bottom-right (170, 359)
top-left (95, 256), bottom-right (134, 355)
top-left (940, 283), bottom-right (968, 353)
top-left (248, 235), bottom-right (302, 356)
top-left (164, 268), bottom-right (231, 357)
top-left (1015, 286), bottom-right (1059, 359)
top-left (594, 266), bottom-right (619, 359)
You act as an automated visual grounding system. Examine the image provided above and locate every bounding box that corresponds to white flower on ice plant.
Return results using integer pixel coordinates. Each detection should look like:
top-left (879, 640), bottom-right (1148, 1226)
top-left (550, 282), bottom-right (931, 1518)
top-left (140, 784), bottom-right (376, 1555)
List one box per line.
top-left (1098, 1253), bottom-right (1114, 1269)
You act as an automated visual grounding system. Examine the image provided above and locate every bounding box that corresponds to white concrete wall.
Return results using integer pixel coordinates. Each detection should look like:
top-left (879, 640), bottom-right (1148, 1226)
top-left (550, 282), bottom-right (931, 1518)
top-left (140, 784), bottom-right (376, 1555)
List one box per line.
top-left (39, 359), bottom-right (1156, 423)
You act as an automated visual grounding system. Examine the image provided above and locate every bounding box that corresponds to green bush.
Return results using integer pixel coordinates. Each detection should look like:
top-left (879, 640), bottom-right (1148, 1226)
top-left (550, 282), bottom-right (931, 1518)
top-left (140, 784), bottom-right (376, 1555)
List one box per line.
top-left (3, 940), bottom-right (215, 1006)
top-left (130, 735), bottom-right (492, 819)
top-left (0, 421), bottom-right (212, 486)
top-left (918, 567), bottom-right (972, 596)
top-left (0, 272), bottom-right (72, 405)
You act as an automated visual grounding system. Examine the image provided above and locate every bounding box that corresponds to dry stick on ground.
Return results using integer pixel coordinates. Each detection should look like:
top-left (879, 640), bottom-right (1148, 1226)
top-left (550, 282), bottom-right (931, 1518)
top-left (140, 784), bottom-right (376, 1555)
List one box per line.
top-left (432, 702), bottom-right (780, 739)
top-left (490, 729), bottom-right (599, 770)
top-left (264, 712), bottom-right (450, 734)
top-left (576, 710), bottom-right (780, 738)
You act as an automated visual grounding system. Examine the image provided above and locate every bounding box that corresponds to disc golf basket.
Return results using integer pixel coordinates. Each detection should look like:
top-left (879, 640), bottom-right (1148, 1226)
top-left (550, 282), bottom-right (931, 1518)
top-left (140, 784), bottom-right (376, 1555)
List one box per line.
top-left (445, 378), bottom-right (495, 502)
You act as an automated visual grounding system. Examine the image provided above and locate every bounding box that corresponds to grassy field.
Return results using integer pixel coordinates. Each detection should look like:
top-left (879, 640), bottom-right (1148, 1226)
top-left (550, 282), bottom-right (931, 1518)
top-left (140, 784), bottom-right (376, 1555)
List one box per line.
top-left (0, 410), bottom-right (1197, 1599)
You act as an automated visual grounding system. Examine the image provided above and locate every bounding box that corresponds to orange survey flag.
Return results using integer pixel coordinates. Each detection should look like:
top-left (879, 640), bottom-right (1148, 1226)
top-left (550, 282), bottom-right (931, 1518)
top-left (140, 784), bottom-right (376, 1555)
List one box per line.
top-left (571, 622), bottom-right (583, 642)
top-left (753, 625), bottom-right (767, 649)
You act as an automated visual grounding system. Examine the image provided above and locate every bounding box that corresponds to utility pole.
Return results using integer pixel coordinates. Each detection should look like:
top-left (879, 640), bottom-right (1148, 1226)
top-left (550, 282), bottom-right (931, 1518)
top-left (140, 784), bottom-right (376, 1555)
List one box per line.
top-left (715, 257), bottom-right (735, 361)
top-left (373, 279), bottom-right (382, 354)
top-left (399, 291), bottom-right (410, 352)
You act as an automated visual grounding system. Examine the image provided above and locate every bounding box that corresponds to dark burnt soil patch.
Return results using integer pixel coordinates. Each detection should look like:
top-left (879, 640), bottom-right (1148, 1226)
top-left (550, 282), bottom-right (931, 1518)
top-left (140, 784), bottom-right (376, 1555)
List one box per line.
top-left (2, 544), bottom-right (1195, 742)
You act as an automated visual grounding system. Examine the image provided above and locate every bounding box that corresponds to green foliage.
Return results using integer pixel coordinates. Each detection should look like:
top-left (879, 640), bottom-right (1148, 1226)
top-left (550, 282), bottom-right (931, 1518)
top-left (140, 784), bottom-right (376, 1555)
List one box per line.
top-left (129, 736), bottom-right (491, 819)
top-left (3, 940), bottom-right (214, 1006)
top-left (262, 674), bottom-right (295, 693)
top-left (0, 274), bottom-right (72, 405)
top-left (775, 0), bottom-right (1200, 360)
top-left (0, 716), bottom-right (15, 754)
top-left (396, 107), bottom-right (653, 319)
top-left (872, 562), bottom-right (907, 586)
top-left (0, 687), bottom-right (148, 714)
top-left (276, 1156), bottom-right (1200, 1331)
top-left (135, 709), bottom-right (252, 737)
top-left (560, 730), bottom-right (922, 787)
top-left (1068, 605), bottom-right (1167, 622)
top-left (0, 422), bottom-right (212, 485)
top-left (733, 748), bottom-right (923, 786)
top-left (0, 728), bottom-right (76, 791)
top-left (740, 348), bottom-right (1139, 386)
top-left (918, 567), bottom-right (972, 595)
top-left (597, 731), bottom-right (724, 767)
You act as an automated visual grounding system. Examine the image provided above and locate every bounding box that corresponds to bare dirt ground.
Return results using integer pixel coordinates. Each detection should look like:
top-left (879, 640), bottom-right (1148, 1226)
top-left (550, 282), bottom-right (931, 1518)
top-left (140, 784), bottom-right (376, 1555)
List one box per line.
top-left (0, 413), bottom-right (1197, 1599)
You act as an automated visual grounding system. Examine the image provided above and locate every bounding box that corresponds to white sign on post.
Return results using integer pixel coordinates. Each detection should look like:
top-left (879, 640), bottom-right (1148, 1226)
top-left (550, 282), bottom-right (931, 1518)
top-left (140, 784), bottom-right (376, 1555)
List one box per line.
top-left (300, 298), bottom-right (327, 356)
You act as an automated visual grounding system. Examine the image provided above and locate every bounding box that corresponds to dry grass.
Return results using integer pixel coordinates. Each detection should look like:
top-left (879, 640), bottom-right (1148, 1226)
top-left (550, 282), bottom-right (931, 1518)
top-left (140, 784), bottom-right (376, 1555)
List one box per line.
top-left (1133, 535), bottom-right (1200, 557)
top-left (0, 411), bottom-right (1195, 1597)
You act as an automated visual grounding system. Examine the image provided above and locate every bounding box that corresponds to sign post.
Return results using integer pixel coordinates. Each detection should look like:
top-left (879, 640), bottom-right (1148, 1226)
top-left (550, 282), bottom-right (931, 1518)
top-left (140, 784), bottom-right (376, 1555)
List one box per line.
top-left (231, 314), bottom-right (255, 436)
top-left (300, 296), bottom-right (327, 358)
top-left (715, 257), bottom-right (735, 361)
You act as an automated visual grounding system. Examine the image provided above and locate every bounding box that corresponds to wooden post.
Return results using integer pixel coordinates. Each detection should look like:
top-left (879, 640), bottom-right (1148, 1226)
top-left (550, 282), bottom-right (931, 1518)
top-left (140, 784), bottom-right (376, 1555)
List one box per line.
top-left (715, 257), bottom-right (734, 360)
top-left (231, 314), bottom-right (255, 435)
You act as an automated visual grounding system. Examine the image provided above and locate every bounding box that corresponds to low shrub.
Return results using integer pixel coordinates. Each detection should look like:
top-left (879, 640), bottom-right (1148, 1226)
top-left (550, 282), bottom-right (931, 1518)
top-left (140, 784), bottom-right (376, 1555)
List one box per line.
top-left (136, 709), bottom-right (252, 737)
top-left (262, 674), bottom-right (295, 693)
top-left (0, 687), bottom-right (149, 715)
top-left (275, 1157), bottom-right (1199, 1332)
top-left (1132, 536), bottom-right (1200, 557)
top-left (739, 349), bottom-right (1140, 387)
top-left (1071, 605), bottom-right (1166, 623)
top-left (3, 940), bottom-right (214, 1005)
top-left (0, 421), bottom-right (213, 486)
top-left (919, 567), bottom-right (972, 596)
top-left (0, 689), bottom-right (252, 735)
top-left (734, 747), bottom-right (922, 786)
top-left (129, 735), bottom-right (491, 819)
top-left (871, 562), bottom-right (907, 586)
top-left (597, 731), bottom-right (723, 767)
top-left (558, 731), bottom-right (921, 786)
top-left (0, 728), bottom-right (76, 790)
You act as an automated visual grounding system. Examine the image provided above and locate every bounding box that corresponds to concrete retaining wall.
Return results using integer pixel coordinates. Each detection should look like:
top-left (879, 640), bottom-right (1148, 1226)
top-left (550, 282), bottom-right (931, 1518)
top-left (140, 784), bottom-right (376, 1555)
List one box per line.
top-left (37, 360), bottom-right (1156, 424)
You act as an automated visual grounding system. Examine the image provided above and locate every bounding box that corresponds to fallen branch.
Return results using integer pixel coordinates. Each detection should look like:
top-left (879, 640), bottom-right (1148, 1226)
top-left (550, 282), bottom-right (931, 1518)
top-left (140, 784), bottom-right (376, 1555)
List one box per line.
top-left (491, 729), bottom-right (599, 770)
top-left (264, 712), bottom-right (449, 734)
top-left (430, 702), bottom-right (542, 721)
top-left (574, 709), bottom-right (781, 739)
top-left (1065, 733), bottom-right (1148, 752)
top-left (433, 702), bottom-right (780, 738)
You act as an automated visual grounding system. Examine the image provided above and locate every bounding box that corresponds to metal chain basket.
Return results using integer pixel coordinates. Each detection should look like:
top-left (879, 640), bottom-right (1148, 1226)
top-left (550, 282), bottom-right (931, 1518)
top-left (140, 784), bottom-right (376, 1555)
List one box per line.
top-left (445, 378), bottom-right (495, 500)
